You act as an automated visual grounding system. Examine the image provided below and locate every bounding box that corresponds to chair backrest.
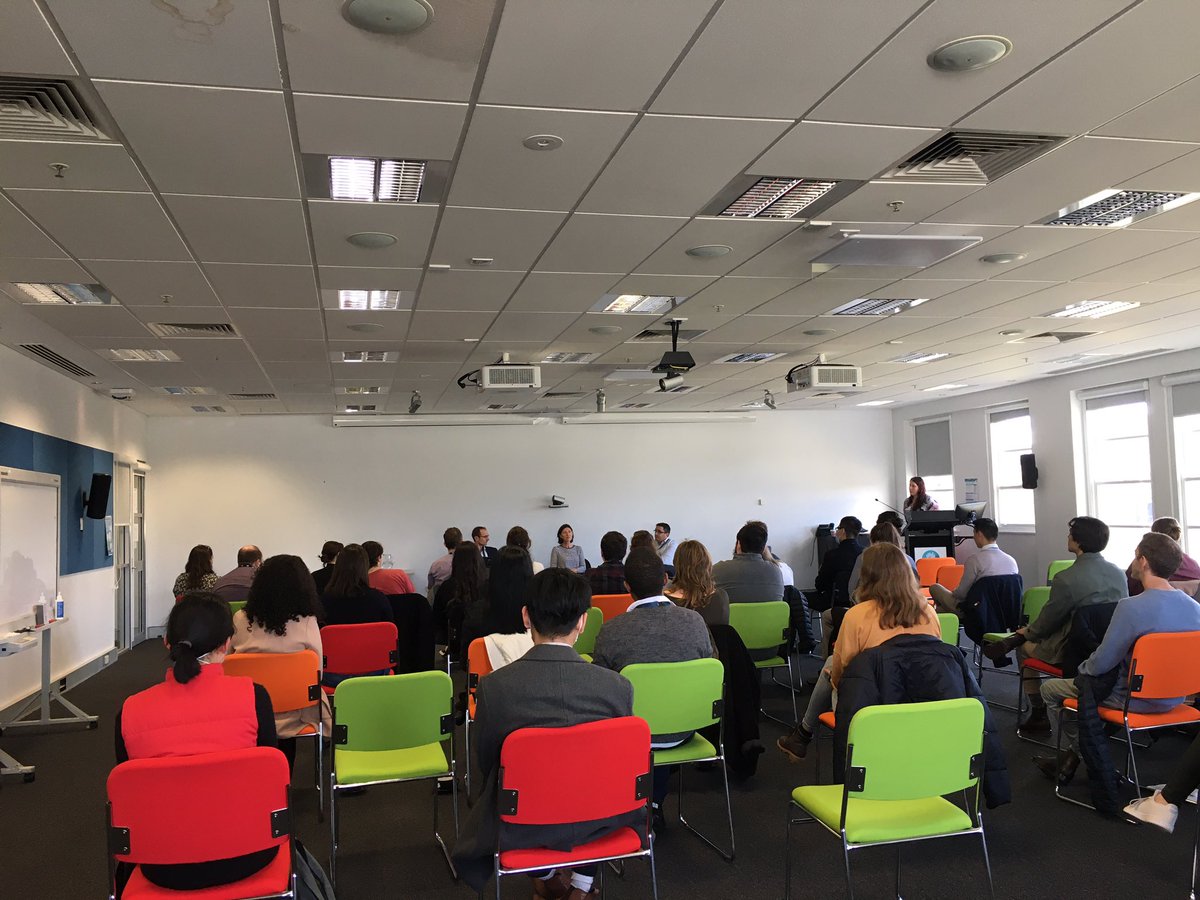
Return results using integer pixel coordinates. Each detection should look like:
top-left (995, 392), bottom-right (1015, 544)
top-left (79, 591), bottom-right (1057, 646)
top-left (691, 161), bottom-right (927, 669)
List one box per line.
top-left (320, 621), bottom-right (398, 675)
top-left (498, 716), bottom-right (650, 827)
top-left (107, 747), bottom-right (290, 866)
top-left (1127, 632), bottom-right (1200, 700)
top-left (1022, 586), bottom-right (1052, 627)
top-left (623, 658), bottom-right (724, 736)
top-left (937, 612), bottom-right (959, 645)
top-left (223, 650), bottom-right (320, 714)
top-left (728, 601), bottom-right (789, 652)
top-left (935, 565), bottom-right (965, 591)
top-left (916, 557), bottom-right (955, 588)
top-left (845, 698), bottom-right (984, 802)
top-left (466, 637), bottom-right (492, 716)
top-left (573, 606), bottom-right (603, 655)
top-left (228, 599), bottom-right (247, 617)
top-left (334, 670), bottom-right (453, 751)
top-left (1047, 559), bottom-right (1074, 583)
top-left (592, 593), bottom-right (633, 622)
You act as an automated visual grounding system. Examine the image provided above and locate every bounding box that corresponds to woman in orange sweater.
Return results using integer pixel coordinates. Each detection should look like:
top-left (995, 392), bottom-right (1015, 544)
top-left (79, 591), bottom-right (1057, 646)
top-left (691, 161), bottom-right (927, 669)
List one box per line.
top-left (777, 541), bottom-right (941, 761)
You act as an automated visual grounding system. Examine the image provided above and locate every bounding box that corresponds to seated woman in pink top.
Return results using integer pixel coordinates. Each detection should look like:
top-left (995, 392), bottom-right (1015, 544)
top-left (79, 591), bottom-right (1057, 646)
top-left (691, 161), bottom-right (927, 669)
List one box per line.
top-left (776, 542), bottom-right (941, 761)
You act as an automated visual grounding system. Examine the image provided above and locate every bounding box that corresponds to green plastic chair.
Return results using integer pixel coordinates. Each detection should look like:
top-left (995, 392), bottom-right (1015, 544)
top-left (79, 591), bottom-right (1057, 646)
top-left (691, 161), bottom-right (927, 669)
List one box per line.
top-left (1047, 559), bottom-right (1074, 583)
top-left (330, 671), bottom-right (457, 885)
top-left (623, 658), bottom-right (734, 861)
top-left (227, 599), bottom-right (246, 618)
top-left (785, 698), bottom-right (993, 900)
top-left (573, 606), bottom-right (603, 657)
top-left (977, 586), bottom-right (1053, 716)
top-left (728, 601), bottom-right (798, 726)
top-left (937, 612), bottom-right (960, 646)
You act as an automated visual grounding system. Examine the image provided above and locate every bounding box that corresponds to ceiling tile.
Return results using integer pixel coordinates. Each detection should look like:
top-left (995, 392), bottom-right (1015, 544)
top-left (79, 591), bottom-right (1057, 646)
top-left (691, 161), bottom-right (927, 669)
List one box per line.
top-left (1118, 149), bottom-right (1200, 194)
top-left (84, 260), bottom-right (220, 307)
top-left (0, 141), bottom-right (146, 192)
top-left (579, 115), bottom-right (790, 216)
top-left (749, 277), bottom-right (895, 316)
top-left (249, 340), bottom-right (328, 363)
top-left (913, 280), bottom-right (1055, 317)
top-left (693, 316), bottom-right (802, 344)
top-left (10, 190), bottom-right (190, 260)
top-left (96, 82), bottom-right (298, 198)
top-left (23, 304), bottom-right (149, 339)
top-left (0, 258), bottom-right (90, 283)
top-left (484, 311), bottom-right (577, 343)
top-left (536, 213), bottom-right (684, 274)
top-left (731, 223), bottom-right (908, 278)
top-left (1082, 238), bottom-right (1200, 284)
top-left (0, 195), bottom-right (67, 259)
top-left (505, 273), bottom-right (617, 313)
top-left (408, 310), bottom-right (496, 342)
top-left (915, 225), bottom-right (1103, 280)
top-left (995, 228), bottom-right (1194, 282)
top-left (5, 1), bottom-right (75, 75)
top-left (653, 0), bottom-right (926, 118)
top-left (416, 269), bottom-right (523, 312)
top-left (635, 219), bottom-right (797, 278)
top-left (1096, 75), bottom-right (1200, 143)
top-left (309, 201), bottom-right (437, 268)
top-left (124, 305), bottom-right (231, 327)
top-left (750, 122), bottom-right (938, 181)
top-left (278, 0), bottom-right (495, 100)
top-left (431, 207), bottom-right (565, 270)
top-left (316, 266), bottom-right (423, 291)
top-left (607, 273), bottom-right (717, 301)
top-left (46, 0), bottom-right (280, 87)
top-left (820, 182), bottom-right (981, 224)
top-left (206, 263), bottom-right (319, 309)
top-left (450, 106), bottom-right (635, 211)
top-left (324, 309), bottom-right (411, 341)
top-left (293, 94), bottom-right (467, 159)
top-left (165, 196), bottom-right (311, 264)
top-left (397, 341), bottom-right (472, 363)
top-left (676, 277), bottom-right (802, 317)
top-left (227, 308), bottom-right (323, 340)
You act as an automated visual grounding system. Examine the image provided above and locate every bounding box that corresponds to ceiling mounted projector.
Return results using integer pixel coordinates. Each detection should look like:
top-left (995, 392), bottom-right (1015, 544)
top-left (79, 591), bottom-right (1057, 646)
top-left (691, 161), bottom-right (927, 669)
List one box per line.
top-left (651, 319), bottom-right (696, 375)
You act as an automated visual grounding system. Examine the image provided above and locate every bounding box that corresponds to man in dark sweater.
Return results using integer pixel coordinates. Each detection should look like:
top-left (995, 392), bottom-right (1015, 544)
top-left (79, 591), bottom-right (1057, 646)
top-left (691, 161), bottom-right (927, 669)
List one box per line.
top-left (587, 531), bottom-right (628, 596)
top-left (592, 548), bottom-right (713, 826)
top-left (813, 516), bottom-right (864, 655)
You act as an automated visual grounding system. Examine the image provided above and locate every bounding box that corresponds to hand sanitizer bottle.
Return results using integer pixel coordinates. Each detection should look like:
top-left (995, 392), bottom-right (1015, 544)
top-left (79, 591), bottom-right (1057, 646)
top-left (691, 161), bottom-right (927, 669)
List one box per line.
top-left (55, 593), bottom-right (65, 619)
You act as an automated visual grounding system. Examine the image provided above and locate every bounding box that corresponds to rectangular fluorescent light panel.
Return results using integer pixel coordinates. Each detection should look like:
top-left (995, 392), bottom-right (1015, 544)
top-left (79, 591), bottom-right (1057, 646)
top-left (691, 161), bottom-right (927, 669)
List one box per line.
top-left (344, 404), bottom-right (377, 412)
top-left (338, 350), bottom-right (399, 363)
top-left (858, 400), bottom-right (894, 407)
top-left (14, 282), bottom-right (113, 304)
top-left (102, 349), bottom-right (180, 362)
top-left (890, 351), bottom-right (950, 364)
top-left (716, 352), bottom-right (787, 364)
top-left (336, 386), bottom-right (384, 394)
top-left (329, 156), bottom-right (425, 202)
top-left (923, 383), bottom-right (968, 392)
top-left (593, 294), bottom-right (682, 315)
top-left (720, 177), bottom-right (838, 219)
top-left (619, 402), bottom-right (653, 409)
top-left (337, 289), bottom-right (408, 310)
top-left (828, 297), bottom-right (929, 316)
top-left (160, 386), bottom-right (212, 396)
top-left (541, 351), bottom-right (599, 364)
top-left (1043, 189), bottom-right (1200, 227)
top-left (1045, 300), bottom-right (1140, 319)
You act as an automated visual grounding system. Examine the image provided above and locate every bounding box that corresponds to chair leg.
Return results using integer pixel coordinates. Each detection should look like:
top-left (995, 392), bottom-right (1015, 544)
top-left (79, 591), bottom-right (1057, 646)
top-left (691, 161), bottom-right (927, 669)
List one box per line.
top-left (842, 838), bottom-right (855, 900)
top-left (676, 759), bottom-right (735, 861)
top-left (433, 776), bottom-right (458, 880)
top-left (315, 730), bottom-right (325, 823)
top-left (787, 656), bottom-right (799, 725)
top-left (1191, 804), bottom-right (1199, 900)
top-left (784, 804), bottom-right (794, 900)
top-left (1053, 706), bottom-right (1095, 810)
top-left (896, 844), bottom-right (902, 899)
top-left (1125, 726), bottom-right (1144, 797)
top-left (979, 822), bottom-right (996, 900)
top-left (647, 836), bottom-right (659, 900)
top-left (464, 718), bottom-right (472, 797)
top-left (329, 783), bottom-right (338, 888)
top-left (494, 856), bottom-right (502, 900)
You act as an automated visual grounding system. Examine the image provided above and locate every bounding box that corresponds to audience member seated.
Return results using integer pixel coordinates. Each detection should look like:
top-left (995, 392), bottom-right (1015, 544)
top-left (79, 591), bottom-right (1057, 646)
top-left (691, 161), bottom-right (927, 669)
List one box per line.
top-left (813, 515), bottom-right (863, 613)
top-left (983, 516), bottom-right (1125, 732)
top-left (777, 543), bottom-right (941, 762)
top-left (452, 568), bottom-right (638, 897)
top-left (433, 541), bottom-right (486, 652)
top-left (473, 525), bottom-right (498, 565)
top-left (505, 525), bottom-right (544, 573)
top-left (592, 549), bottom-right (713, 826)
top-left (876, 510), bottom-right (905, 533)
top-left (115, 593), bottom-right (278, 892)
top-left (1126, 516), bottom-right (1200, 596)
top-left (363, 540), bottom-right (416, 595)
top-left (232, 554), bottom-right (331, 765)
top-left (653, 522), bottom-right (676, 565)
top-left (320, 543), bottom-right (393, 626)
top-left (473, 545), bottom-right (533, 643)
top-left (311, 540), bottom-right (342, 596)
top-left (932, 517), bottom-right (1020, 616)
top-left (588, 530), bottom-right (628, 595)
top-left (1126, 729), bottom-right (1200, 832)
top-left (550, 523), bottom-right (586, 573)
top-left (427, 527), bottom-right (461, 595)
top-left (665, 539), bottom-right (729, 627)
top-left (629, 530), bottom-right (654, 552)
top-left (712, 520), bottom-right (784, 605)
top-left (846, 522), bottom-right (916, 598)
top-left (764, 542), bottom-right (795, 587)
top-left (172, 544), bottom-right (217, 597)
top-left (1036, 532), bottom-right (1200, 784)
top-left (212, 545), bottom-right (263, 604)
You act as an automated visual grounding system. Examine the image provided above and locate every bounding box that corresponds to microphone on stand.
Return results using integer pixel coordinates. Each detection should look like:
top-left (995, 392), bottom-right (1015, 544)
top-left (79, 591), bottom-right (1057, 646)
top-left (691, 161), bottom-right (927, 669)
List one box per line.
top-left (875, 498), bottom-right (902, 515)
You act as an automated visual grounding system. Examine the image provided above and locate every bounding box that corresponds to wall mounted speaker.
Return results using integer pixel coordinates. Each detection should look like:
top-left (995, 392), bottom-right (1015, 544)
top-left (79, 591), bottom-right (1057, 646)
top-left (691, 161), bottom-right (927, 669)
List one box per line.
top-left (1020, 453), bottom-right (1039, 490)
top-left (85, 472), bottom-right (111, 519)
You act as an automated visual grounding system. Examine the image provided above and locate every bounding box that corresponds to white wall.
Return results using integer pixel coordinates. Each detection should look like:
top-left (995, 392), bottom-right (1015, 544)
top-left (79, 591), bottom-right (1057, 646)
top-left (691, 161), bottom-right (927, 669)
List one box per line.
top-left (892, 347), bottom-right (1200, 582)
top-left (145, 411), bottom-right (895, 626)
top-left (0, 344), bottom-right (147, 709)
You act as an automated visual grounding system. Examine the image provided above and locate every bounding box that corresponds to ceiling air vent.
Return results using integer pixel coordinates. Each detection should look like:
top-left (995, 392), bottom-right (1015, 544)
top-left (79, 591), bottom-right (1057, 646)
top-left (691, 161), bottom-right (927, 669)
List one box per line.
top-left (619, 402), bottom-right (653, 409)
top-left (700, 174), bottom-right (860, 218)
top-left (229, 393), bottom-right (277, 400)
top-left (18, 344), bottom-right (94, 378)
top-left (146, 322), bottom-right (238, 338)
top-left (1041, 190), bottom-right (1200, 227)
top-left (1043, 300), bottom-right (1140, 320)
top-left (191, 405), bottom-right (227, 413)
top-left (890, 351), bottom-right (950, 364)
top-left (336, 350), bottom-right (399, 363)
top-left (157, 386), bottom-right (212, 396)
top-left (541, 390), bottom-right (589, 400)
top-left (646, 383), bottom-right (699, 395)
top-left (1049, 348), bottom-right (1171, 374)
top-left (1020, 331), bottom-right (1098, 344)
top-left (828, 298), bottom-right (928, 316)
top-left (881, 131), bottom-right (1064, 185)
top-left (715, 351), bottom-right (787, 364)
top-left (0, 77), bottom-right (110, 142)
top-left (540, 352), bottom-right (599, 364)
top-left (483, 403), bottom-right (521, 411)
top-left (630, 328), bottom-right (707, 342)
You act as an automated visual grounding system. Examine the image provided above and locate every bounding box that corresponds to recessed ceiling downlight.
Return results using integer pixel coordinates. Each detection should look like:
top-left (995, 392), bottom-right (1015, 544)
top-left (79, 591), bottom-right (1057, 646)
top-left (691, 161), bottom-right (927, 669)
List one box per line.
top-left (346, 231), bottom-right (397, 249)
top-left (342, 0), bottom-right (433, 34)
top-left (981, 252), bottom-right (1027, 264)
top-left (927, 35), bottom-right (1013, 72)
top-left (589, 325), bottom-right (622, 335)
top-left (685, 244), bottom-right (733, 259)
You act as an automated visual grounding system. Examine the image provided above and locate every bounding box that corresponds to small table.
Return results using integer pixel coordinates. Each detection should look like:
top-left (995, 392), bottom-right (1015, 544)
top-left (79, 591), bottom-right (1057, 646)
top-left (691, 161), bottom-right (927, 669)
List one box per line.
top-left (0, 617), bottom-right (99, 781)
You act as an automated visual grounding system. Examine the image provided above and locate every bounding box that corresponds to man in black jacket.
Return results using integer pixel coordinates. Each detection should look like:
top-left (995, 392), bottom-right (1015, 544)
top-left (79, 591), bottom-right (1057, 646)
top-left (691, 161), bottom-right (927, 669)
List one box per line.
top-left (813, 516), bottom-right (864, 655)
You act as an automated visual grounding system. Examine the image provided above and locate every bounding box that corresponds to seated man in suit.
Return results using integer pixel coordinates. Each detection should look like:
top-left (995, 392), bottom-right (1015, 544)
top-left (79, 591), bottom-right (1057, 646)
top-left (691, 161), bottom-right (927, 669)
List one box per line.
top-left (592, 548), bottom-right (713, 827)
top-left (452, 568), bottom-right (636, 899)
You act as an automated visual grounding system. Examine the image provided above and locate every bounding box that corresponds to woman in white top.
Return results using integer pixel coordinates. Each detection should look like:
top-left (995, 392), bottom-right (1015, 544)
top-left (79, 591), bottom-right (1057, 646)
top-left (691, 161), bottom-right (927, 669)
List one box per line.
top-left (506, 525), bottom-right (544, 573)
top-left (550, 523), bottom-right (586, 573)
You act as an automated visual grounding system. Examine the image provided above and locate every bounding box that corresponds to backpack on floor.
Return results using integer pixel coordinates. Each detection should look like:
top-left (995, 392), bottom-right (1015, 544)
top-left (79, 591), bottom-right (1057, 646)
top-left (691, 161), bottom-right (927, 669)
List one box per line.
top-left (294, 838), bottom-right (336, 900)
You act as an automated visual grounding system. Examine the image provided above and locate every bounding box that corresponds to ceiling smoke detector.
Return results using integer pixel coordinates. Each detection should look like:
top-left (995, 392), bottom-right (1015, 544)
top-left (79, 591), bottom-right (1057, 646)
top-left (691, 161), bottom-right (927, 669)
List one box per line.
top-left (981, 252), bottom-right (1027, 264)
top-left (522, 134), bottom-right (564, 151)
top-left (685, 244), bottom-right (733, 259)
top-left (342, 0), bottom-right (433, 34)
top-left (346, 231), bottom-right (398, 249)
top-left (927, 35), bottom-right (1013, 72)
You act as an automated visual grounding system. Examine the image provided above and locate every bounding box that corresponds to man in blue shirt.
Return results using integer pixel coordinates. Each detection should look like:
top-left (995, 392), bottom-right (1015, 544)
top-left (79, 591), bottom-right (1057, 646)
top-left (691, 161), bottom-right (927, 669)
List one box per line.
top-left (1036, 532), bottom-right (1200, 783)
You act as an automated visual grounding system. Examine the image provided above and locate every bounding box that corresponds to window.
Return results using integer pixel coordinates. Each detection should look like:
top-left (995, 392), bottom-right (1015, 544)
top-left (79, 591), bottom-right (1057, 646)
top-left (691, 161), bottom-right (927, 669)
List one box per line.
top-left (1083, 390), bottom-right (1152, 566)
top-left (914, 419), bottom-right (954, 511)
top-left (989, 408), bottom-right (1034, 527)
top-left (1172, 381), bottom-right (1200, 555)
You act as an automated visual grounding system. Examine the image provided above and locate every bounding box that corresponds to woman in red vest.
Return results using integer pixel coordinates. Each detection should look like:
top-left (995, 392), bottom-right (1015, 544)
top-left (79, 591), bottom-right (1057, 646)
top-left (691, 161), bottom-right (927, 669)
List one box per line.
top-left (115, 592), bottom-right (278, 892)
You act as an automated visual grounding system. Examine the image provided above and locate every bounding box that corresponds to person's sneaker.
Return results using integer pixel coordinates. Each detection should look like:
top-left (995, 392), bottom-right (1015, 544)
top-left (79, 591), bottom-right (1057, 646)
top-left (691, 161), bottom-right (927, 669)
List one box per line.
top-left (1125, 793), bottom-right (1179, 834)
top-left (1020, 706), bottom-right (1051, 734)
top-left (777, 726), bottom-right (813, 762)
top-left (531, 871), bottom-right (574, 899)
top-left (982, 633), bottom-right (1022, 662)
top-left (1033, 749), bottom-right (1079, 785)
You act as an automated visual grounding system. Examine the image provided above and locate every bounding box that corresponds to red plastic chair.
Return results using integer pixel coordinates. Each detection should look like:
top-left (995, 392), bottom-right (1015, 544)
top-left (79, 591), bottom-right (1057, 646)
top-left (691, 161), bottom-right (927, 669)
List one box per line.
top-left (915, 557), bottom-right (955, 588)
top-left (935, 564), bottom-right (965, 592)
top-left (592, 593), bottom-right (634, 623)
top-left (494, 716), bottom-right (657, 899)
top-left (319, 622), bottom-right (398, 694)
top-left (463, 637), bottom-right (494, 794)
top-left (106, 746), bottom-right (294, 899)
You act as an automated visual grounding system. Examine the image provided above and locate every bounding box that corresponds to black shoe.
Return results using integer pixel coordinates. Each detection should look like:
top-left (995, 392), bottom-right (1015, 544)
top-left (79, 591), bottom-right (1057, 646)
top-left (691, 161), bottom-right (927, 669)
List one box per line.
top-left (777, 726), bottom-right (813, 762)
top-left (436, 776), bottom-right (454, 795)
top-left (982, 633), bottom-right (1022, 662)
top-left (1020, 707), bottom-right (1051, 734)
top-left (1033, 749), bottom-right (1079, 785)
top-left (652, 803), bottom-right (666, 832)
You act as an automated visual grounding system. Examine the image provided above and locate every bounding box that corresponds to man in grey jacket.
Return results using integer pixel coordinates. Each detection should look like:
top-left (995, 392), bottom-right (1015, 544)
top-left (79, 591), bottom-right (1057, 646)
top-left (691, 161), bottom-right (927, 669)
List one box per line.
top-left (983, 516), bottom-right (1126, 732)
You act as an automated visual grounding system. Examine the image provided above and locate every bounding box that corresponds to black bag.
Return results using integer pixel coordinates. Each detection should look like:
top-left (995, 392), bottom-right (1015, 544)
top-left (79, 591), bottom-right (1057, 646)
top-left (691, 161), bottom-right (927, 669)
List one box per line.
top-left (293, 838), bottom-right (336, 899)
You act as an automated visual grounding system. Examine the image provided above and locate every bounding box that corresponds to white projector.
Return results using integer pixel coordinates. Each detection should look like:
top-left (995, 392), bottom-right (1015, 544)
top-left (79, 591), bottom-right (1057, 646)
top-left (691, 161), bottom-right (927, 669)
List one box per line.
top-left (480, 364), bottom-right (541, 389)
top-left (786, 364), bottom-right (863, 393)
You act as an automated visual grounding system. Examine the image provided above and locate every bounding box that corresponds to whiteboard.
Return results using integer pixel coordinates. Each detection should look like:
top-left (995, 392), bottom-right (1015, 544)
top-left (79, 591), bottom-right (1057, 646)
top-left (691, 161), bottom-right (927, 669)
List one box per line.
top-left (0, 468), bottom-right (60, 626)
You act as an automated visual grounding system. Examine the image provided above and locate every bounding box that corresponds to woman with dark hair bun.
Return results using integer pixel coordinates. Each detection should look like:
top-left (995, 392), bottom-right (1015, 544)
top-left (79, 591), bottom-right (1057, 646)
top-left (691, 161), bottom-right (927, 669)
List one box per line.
top-left (172, 544), bottom-right (217, 596)
top-left (320, 543), bottom-right (393, 626)
top-left (114, 592), bottom-right (278, 891)
top-left (434, 541), bottom-right (487, 654)
top-left (312, 539), bottom-right (343, 595)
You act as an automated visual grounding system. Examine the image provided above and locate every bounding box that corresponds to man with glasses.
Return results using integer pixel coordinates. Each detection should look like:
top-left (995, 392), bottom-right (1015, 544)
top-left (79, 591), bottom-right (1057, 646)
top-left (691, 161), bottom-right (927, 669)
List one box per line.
top-left (653, 523), bottom-right (675, 566)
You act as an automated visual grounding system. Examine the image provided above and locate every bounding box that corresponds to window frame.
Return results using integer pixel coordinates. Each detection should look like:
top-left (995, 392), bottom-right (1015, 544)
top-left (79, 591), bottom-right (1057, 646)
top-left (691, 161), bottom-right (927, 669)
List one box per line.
top-left (986, 403), bottom-right (1035, 533)
top-left (911, 415), bottom-right (954, 512)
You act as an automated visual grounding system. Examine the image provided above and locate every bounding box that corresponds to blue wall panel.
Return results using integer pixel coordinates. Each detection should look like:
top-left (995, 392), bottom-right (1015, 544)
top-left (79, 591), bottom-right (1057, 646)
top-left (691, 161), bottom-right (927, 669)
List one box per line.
top-left (0, 421), bottom-right (114, 575)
